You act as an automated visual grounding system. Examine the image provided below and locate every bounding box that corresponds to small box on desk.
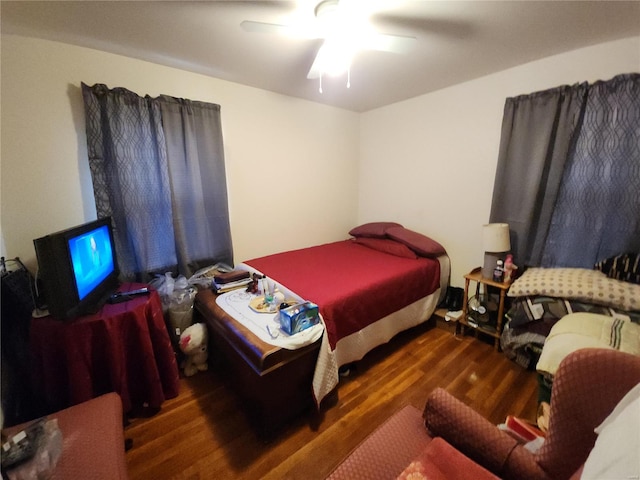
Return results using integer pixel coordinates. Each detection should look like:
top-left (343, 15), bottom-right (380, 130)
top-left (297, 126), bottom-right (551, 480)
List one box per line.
top-left (278, 302), bottom-right (319, 335)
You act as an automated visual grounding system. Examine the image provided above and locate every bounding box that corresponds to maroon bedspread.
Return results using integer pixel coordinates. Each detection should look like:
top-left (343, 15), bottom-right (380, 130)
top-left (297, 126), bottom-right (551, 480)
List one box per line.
top-left (245, 240), bottom-right (441, 349)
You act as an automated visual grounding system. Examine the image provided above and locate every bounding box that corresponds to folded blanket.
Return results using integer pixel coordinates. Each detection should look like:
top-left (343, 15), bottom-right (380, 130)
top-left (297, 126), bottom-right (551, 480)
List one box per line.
top-left (536, 312), bottom-right (640, 376)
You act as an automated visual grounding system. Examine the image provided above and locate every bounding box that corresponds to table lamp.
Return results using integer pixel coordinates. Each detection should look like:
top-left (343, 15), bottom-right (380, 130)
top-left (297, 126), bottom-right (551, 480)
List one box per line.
top-left (482, 223), bottom-right (511, 279)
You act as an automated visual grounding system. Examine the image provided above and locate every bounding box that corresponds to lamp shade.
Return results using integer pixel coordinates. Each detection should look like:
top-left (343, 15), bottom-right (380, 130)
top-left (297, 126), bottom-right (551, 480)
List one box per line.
top-left (483, 223), bottom-right (511, 253)
top-left (481, 223), bottom-right (511, 279)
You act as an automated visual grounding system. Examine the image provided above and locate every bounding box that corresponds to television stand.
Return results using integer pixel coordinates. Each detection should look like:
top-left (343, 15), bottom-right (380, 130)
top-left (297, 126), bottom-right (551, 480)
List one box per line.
top-left (29, 283), bottom-right (180, 414)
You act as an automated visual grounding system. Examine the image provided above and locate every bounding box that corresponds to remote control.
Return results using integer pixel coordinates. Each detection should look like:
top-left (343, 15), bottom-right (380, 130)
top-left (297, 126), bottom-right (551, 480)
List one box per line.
top-left (118, 287), bottom-right (150, 297)
top-left (108, 287), bottom-right (150, 304)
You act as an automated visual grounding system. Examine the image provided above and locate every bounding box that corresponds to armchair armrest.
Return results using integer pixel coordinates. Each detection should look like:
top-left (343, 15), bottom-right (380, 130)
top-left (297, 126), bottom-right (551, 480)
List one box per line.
top-left (424, 388), bottom-right (549, 480)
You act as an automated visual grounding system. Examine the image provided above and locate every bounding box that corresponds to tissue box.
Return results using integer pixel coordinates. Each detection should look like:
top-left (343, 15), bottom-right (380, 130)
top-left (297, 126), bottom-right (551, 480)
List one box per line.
top-left (278, 301), bottom-right (319, 335)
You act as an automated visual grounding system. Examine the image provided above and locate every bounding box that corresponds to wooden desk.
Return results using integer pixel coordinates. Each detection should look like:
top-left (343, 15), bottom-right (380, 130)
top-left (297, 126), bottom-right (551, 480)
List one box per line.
top-left (194, 288), bottom-right (321, 437)
top-left (29, 283), bottom-right (180, 414)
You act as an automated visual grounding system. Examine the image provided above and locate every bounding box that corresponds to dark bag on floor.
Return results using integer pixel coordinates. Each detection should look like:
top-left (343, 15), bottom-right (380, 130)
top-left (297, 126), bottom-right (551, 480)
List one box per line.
top-left (442, 286), bottom-right (464, 311)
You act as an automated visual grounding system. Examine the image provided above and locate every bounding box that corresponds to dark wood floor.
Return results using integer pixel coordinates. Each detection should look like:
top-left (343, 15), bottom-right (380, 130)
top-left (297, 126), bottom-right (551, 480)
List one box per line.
top-left (124, 321), bottom-right (538, 479)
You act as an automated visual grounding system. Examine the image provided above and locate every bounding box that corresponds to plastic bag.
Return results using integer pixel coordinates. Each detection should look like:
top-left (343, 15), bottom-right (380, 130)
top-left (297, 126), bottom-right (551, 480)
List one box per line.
top-left (5, 419), bottom-right (62, 480)
top-left (150, 272), bottom-right (197, 340)
top-left (149, 272), bottom-right (176, 299)
top-left (150, 273), bottom-right (189, 306)
top-left (167, 286), bottom-right (197, 337)
top-left (173, 275), bottom-right (189, 291)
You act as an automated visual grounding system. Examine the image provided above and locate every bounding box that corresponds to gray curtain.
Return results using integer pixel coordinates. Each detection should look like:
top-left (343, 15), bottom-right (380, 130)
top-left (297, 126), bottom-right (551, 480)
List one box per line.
top-left (157, 96), bottom-right (233, 275)
top-left (489, 73), bottom-right (639, 268)
top-left (541, 74), bottom-right (640, 267)
top-left (82, 83), bottom-right (233, 280)
top-left (489, 84), bottom-right (587, 266)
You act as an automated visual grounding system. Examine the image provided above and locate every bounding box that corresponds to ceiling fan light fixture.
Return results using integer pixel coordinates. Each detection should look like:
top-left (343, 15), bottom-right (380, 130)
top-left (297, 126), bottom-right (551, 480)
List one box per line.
top-left (318, 63), bottom-right (351, 94)
top-left (312, 0), bottom-right (366, 86)
top-left (316, 39), bottom-right (354, 77)
top-left (242, 0), bottom-right (414, 89)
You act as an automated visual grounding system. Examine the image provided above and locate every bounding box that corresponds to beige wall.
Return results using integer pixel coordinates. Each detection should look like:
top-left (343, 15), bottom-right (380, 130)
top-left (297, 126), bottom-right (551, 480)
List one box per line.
top-left (1, 34), bottom-right (638, 286)
top-left (359, 36), bottom-right (640, 285)
top-left (0, 35), bottom-right (359, 271)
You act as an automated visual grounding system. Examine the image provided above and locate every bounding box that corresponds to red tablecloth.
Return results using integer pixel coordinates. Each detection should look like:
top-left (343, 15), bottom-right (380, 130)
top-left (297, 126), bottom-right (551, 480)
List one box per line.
top-left (29, 283), bottom-right (180, 413)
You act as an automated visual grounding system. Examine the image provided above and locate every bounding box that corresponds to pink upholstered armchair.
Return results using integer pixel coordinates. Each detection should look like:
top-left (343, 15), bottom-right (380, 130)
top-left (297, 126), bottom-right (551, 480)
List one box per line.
top-left (424, 348), bottom-right (640, 480)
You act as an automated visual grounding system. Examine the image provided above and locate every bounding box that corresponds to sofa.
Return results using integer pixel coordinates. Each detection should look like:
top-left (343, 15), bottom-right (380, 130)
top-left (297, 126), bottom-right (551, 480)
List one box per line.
top-left (327, 348), bottom-right (640, 479)
top-left (1, 392), bottom-right (128, 479)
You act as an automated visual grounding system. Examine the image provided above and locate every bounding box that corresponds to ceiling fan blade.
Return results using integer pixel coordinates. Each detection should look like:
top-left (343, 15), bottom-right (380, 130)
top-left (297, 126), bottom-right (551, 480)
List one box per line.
top-left (307, 55), bottom-right (322, 80)
top-left (363, 33), bottom-right (416, 54)
top-left (240, 20), bottom-right (291, 35)
top-left (306, 32), bottom-right (414, 80)
top-left (306, 39), bottom-right (356, 80)
top-left (240, 20), bottom-right (321, 39)
top-left (307, 42), bottom-right (329, 80)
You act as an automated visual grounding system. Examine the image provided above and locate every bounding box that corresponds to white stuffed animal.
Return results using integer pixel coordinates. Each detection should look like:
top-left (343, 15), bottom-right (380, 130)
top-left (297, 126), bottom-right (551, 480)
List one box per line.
top-left (179, 322), bottom-right (209, 376)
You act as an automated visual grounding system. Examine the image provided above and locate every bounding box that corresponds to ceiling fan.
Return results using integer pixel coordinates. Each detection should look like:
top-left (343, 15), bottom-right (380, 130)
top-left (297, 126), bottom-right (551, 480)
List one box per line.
top-left (240, 0), bottom-right (416, 86)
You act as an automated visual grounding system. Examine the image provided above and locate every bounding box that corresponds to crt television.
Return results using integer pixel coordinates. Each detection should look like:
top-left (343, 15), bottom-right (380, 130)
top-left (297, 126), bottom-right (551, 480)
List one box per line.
top-left (33, 217), bottom-right (120, 319)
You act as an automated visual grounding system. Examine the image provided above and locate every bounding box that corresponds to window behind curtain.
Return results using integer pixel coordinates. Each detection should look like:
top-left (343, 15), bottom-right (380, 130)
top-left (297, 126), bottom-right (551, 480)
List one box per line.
top-left (490, 73), bottom-right (640, 269)
top-left (82, 83), bottom-right (233, 281)
top-left (541, 74), bottom-right (640, 267)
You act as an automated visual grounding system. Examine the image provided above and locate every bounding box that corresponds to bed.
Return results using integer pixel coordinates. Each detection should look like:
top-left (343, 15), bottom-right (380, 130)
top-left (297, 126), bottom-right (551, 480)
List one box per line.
top-left (238, 222), bottom-right (450, 406)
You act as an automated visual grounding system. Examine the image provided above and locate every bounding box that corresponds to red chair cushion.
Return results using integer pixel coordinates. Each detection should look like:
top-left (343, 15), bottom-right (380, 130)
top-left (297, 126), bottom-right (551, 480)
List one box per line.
top-left (397, 437), bottom-right (500, 480)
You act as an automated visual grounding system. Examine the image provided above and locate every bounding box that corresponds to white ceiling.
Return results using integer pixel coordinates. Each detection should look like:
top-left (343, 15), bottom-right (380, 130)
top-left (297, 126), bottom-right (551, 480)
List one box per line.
top-left (2, 1), bottom-right (639, 112)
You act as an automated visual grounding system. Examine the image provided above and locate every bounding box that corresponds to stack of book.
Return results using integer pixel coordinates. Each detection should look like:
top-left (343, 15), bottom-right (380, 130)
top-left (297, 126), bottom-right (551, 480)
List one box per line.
top-left (498, 415), bottom-right (546, 444)
top-left (212, 270), bottom-right (251, 294)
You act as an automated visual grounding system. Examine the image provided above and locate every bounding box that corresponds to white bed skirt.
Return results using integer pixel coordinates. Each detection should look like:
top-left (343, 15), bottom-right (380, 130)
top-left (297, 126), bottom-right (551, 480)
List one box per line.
top-left (312, 255), bottom-right (450, 406)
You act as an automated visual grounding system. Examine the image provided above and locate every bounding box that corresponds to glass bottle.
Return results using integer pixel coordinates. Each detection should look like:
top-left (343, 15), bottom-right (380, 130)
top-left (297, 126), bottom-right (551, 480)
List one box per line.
top-left (493, 260), bottom-right (504, 282)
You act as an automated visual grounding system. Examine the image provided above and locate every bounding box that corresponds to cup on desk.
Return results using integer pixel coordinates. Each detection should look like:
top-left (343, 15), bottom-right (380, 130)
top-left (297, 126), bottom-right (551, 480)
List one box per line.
top-left (262, 278), bottom-right (274, 305)
top-left (264, 291), bottom-right (274, 306)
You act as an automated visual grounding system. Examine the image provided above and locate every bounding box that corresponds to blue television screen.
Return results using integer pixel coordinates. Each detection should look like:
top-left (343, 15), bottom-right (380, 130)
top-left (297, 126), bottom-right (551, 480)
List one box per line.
top-left (68, 224), bottom-right (115, 300)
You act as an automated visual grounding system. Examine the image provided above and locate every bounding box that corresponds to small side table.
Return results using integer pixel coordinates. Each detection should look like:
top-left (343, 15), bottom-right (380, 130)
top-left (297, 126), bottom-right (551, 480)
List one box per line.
top-left (29, 283), bottom-right (180, 414)
top-left (456, 267), bottom-right (511, 350)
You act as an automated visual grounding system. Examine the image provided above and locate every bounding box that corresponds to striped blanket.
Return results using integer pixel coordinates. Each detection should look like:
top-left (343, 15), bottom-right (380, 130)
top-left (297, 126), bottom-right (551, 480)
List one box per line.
top-left (536, 312), bottom-right (640, 377)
